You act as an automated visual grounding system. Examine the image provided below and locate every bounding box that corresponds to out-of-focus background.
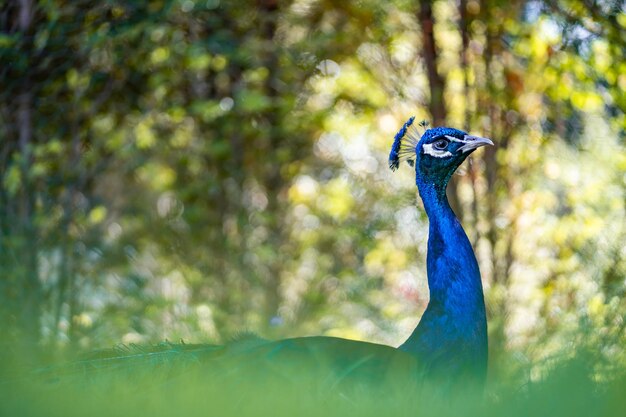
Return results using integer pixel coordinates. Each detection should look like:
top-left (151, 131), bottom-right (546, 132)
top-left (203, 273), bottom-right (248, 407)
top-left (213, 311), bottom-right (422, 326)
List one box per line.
top-left (0, 0), bottom-right (624, 376)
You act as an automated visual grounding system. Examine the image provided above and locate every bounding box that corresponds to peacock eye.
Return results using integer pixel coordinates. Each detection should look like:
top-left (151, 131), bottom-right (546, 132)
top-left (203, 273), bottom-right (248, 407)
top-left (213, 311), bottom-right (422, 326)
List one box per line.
top-left (433, 139), bottom-right (449, 150)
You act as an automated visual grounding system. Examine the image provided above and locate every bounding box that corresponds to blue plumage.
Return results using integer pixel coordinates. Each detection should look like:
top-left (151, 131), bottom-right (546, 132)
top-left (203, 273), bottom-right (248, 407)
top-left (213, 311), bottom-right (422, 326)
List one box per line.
top-left (389, 116), bottom-right (416, 170)
top-left (391, 117), bottom-right (493, 381)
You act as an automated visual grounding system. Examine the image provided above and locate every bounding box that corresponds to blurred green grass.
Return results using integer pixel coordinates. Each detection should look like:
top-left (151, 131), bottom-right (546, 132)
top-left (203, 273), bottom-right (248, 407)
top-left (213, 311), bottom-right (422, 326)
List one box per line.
top-left (2, 344), bottom-right (625, 417)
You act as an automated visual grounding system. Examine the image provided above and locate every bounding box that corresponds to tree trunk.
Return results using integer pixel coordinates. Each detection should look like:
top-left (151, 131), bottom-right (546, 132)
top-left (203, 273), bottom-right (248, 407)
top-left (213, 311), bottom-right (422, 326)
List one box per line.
top-left (418, 0), bottom-right (463, 220)
top-left (418, 0), bottom-right (446, 126)
top-left (16, 0), bottom-right (41, 354)
top-left (259, 0), bottom-right (283, 334)
top-left (459, 0), bottom-right (480, 244)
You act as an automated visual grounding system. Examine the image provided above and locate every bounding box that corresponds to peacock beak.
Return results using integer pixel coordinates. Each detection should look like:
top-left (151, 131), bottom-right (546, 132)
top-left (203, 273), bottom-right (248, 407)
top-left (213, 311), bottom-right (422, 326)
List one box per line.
top-left (458, 135), bottom-right (494, 153)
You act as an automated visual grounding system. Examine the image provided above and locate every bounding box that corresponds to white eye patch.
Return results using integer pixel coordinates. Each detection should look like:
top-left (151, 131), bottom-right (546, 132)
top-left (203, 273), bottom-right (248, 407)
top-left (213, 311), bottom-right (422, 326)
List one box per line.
top-left (444, 135), bottom-right (466, 143)
top-left (422, 143), bottom-right (453, 158)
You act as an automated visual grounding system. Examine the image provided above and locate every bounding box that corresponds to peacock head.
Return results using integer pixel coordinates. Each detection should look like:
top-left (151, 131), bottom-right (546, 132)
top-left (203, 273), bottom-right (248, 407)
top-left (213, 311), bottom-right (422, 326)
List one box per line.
top-left (389, 117), bottom-right (493, 186)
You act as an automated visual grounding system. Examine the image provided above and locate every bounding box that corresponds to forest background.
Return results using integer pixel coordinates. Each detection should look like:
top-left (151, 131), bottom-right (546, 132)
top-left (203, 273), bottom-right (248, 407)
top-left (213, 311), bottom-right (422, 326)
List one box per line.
top-left (0, 0), bottom-right (624, 382)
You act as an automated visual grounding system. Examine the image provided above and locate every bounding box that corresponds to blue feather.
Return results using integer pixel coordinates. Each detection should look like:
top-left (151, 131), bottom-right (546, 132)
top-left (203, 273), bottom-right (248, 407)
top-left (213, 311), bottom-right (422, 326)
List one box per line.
top-left (388, 116), bottom-right (416, 170)
top-left (391, 120), bottom-right (492, 381)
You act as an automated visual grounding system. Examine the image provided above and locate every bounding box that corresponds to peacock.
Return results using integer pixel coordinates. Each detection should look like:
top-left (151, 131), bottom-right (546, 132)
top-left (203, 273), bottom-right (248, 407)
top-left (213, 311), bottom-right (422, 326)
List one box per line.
top-left (19, 117), bottom-right (494, 414)
top-left (389, 117), bottom-right (492, 382)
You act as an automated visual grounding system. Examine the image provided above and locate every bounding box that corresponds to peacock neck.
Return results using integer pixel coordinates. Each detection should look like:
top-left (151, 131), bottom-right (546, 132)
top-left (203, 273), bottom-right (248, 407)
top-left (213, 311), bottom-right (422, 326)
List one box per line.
top-left (400, 175), bottom-right (487, 380)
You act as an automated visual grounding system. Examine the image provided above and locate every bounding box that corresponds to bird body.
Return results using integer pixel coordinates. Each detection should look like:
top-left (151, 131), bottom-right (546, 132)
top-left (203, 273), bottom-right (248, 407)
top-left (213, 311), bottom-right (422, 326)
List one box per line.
top-left (222, 336), bottom-right (420, 385)
top-left (34, 117), bottom-right (493, 396)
